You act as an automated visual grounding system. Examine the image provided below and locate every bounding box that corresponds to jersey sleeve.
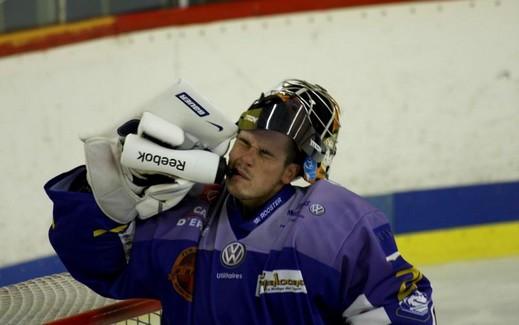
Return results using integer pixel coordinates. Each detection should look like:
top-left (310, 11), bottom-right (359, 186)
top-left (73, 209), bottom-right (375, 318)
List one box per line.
top-left (45, 166), bottom-right (157, 299)
top-left (338, 210), bottom-right (436, 324)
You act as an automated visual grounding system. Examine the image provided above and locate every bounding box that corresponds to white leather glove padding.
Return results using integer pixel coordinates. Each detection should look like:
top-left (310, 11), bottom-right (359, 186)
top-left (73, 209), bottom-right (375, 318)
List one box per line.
top-left (84, 136), bottom-right (194, 223)
top-left (135, 179), bottom-right (193, 219)
top-left (84, 137), bottom-right (139, 223)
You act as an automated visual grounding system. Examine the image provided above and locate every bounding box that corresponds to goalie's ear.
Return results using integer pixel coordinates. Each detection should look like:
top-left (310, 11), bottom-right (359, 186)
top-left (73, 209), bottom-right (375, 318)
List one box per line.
top-left (281, 163), bottom-right (301, 185)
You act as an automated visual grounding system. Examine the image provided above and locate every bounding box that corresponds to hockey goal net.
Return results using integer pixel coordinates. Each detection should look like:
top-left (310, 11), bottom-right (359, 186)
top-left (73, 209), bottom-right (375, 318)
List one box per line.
top-left (0, 273), bottom-right (161, 324)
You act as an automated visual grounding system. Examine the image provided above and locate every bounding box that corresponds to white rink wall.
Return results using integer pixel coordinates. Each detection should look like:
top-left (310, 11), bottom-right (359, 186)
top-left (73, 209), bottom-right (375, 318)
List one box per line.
top-left (0, 0), bottom-right (518, 267)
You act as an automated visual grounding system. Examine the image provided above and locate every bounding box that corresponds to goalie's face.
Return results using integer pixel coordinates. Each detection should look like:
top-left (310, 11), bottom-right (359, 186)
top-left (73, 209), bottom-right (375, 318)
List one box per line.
top-left (226, 130), bottom-right (300, 211)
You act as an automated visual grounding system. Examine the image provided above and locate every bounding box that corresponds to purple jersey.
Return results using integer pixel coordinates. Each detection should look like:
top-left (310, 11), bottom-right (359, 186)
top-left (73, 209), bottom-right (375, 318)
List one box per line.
top-left (47, 166), bottom-right (436, 324)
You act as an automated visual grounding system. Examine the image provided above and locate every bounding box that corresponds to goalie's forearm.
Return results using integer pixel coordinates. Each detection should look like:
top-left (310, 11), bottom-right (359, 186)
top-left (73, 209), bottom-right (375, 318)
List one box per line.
top-left (46, 166), bottom-right (167, 299)
top-left (46, 167), bottom-right (131, 285)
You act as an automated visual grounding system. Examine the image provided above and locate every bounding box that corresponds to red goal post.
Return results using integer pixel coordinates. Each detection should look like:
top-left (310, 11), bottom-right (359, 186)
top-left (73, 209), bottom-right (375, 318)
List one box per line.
top-left (45, 299), bottom-right (161, 325)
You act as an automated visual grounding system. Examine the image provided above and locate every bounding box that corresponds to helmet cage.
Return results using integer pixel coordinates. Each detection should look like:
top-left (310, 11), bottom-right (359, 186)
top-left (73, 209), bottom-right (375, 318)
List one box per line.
top-left (237, 79), bottom-right (341, 183)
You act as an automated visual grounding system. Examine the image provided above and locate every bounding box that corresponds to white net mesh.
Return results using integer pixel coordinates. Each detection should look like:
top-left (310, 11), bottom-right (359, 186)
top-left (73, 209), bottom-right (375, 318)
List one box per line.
top-left (0, 272), bottom-right (118, 324)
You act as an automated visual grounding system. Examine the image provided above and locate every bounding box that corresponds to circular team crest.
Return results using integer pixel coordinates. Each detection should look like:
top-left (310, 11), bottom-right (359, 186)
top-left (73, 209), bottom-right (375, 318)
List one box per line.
top-left (169, 246), bottom-right (197, 302)
top-left (221, 242), bottom-right (246, 268)
top-left (309, 203), bottom-right (325, 216)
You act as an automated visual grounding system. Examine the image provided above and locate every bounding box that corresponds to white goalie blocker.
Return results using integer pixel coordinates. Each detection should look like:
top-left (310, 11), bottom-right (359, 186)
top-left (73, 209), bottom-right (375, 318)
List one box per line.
top-left (81, 79), bottom-right (237, 148)
top-left (83, 79), bottom-right (238, 223)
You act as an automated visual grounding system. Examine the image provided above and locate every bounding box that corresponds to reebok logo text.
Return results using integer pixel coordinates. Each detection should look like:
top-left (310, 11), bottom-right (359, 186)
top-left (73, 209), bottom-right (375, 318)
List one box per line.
top-left (137, 151), bottom-right (186, 171)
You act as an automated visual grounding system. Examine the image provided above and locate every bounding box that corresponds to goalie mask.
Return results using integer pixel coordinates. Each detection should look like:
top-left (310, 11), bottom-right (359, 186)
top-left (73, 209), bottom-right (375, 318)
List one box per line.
top-left (237, 79), bottom-right (341, 183)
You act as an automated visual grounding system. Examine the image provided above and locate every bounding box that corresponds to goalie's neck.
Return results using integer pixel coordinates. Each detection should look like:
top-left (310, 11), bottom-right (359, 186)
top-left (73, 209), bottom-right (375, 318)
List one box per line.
top-left (227, 185), bottom-right (295, 239)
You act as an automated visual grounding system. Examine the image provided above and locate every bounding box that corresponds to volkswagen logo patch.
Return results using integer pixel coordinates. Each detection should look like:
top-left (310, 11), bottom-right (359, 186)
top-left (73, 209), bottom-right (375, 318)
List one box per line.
top-left (309, 203), bottom-right (325, 216)
top-left (221, 242), bottom-right (246, 268)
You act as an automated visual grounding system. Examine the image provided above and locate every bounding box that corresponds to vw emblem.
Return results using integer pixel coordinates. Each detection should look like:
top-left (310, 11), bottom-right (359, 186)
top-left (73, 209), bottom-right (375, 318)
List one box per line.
top-left (221, 242), bottom-right (246, 268)
top-left (309, 203), bottom-right (325, 216)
